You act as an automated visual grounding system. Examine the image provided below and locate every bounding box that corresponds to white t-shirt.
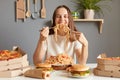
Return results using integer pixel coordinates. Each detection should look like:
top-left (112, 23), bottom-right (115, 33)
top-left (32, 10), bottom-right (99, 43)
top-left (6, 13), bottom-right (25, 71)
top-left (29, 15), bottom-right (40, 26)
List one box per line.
top-left (43, 35), bottom-right (82, 63)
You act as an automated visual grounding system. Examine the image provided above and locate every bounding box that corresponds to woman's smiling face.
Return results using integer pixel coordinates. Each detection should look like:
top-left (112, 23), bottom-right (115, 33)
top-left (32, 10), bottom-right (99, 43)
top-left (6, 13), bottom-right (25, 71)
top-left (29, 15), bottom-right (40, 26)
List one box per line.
top-left (54, 8), bottom-right (69, 36)
top-left (55, 7), bottom-right (69, 26)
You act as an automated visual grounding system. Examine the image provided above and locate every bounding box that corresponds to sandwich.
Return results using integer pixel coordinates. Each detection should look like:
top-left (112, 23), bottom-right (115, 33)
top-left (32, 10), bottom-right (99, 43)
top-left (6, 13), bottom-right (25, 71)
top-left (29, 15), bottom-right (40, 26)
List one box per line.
top-left (24, 63), bottom-right (52, 79)
top-left (36, 63), bottom-right (53, 71)
top-left (24, 69), bottom-right (50, 79)
top-left (70, 64), bottom-right (90, 77)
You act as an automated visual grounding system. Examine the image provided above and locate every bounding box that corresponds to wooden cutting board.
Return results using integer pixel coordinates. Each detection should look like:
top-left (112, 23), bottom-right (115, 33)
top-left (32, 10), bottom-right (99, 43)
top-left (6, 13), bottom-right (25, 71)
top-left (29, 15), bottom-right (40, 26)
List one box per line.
top-left (16, 0), bottom-right (26, 22)
top-left (40, 0), bottom-right (46, 18)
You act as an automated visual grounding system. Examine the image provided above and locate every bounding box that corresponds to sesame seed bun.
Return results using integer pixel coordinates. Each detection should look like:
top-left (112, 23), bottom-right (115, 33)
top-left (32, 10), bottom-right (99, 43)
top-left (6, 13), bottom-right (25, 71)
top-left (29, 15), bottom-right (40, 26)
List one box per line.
top-left (52, 64), bottom-right (71, 70)
top-left (36, 63), bottom-right (51, 68)
top-left (71, 64), bottom-right (89, 71)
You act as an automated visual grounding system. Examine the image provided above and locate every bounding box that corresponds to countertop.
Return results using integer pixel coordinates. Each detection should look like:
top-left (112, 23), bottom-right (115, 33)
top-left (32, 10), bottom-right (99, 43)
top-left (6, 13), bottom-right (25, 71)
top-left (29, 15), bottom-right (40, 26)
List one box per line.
top-left (0, 63), bottom-right (120, 80)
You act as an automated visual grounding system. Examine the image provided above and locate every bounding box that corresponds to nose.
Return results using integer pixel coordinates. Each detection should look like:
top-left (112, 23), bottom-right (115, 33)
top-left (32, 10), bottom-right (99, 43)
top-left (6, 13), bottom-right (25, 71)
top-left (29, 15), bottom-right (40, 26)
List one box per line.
top-left (59, 16), bottom-right (65, 23)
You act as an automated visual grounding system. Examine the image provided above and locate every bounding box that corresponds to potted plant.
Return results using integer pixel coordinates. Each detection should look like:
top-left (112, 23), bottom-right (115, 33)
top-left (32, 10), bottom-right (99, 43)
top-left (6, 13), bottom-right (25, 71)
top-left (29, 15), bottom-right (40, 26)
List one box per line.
top-left (72, 0), bottom-right (112, 19)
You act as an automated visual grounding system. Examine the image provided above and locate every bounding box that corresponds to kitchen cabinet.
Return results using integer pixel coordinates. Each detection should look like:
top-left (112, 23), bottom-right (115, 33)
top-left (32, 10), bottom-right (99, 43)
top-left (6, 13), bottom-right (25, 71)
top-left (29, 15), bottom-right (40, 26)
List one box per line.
top-left (73, 19), bottom-right (104, 34)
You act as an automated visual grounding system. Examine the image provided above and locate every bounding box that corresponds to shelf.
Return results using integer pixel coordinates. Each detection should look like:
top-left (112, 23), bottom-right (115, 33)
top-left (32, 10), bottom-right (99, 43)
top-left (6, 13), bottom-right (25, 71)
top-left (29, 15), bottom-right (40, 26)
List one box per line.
top-left (73, 19), bottom-right (104, 34)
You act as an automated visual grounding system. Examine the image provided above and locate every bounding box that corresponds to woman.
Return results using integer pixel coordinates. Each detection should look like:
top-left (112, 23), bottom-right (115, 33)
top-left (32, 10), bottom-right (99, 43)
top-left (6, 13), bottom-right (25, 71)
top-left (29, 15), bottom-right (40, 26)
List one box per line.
top-left (33, 5), bottom-right (88, 65)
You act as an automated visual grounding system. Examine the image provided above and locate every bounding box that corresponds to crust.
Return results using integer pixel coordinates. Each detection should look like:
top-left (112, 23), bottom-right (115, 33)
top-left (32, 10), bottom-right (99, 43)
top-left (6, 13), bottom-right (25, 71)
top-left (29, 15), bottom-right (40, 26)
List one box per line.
top-left (24, 69), bottom-right (50, 79)
top-left (42, 71), bottom-right (50, 79)
top-left (71, 64), bottom-right (89, 71)
top-left (52, 65), bottom-right (70, 70)
top-left (36, 63), bottom-right (51, 68)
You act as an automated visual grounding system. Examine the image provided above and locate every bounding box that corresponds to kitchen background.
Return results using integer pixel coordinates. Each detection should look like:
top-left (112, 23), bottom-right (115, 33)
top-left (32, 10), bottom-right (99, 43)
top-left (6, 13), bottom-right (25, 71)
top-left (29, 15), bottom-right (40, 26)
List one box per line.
top-left (0, 0), bottom-right (120, 65)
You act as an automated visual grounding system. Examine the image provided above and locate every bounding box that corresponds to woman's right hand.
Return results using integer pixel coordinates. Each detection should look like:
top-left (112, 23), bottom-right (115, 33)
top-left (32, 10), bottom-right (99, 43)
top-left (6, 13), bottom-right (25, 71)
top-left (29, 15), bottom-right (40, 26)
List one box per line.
top-left (40, 27), bottom-right (49, 41)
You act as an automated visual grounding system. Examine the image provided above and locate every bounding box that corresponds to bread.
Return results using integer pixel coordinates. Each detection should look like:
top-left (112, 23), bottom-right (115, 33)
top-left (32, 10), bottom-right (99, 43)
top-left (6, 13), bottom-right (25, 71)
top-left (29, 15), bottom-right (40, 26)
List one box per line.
top-left (71, 64), bottom-right (89, 71)
top-left (69, 64), bottom-right (90, 77)
top-left (36, 63), bottom-right (51, 68)
top-left (24, 69), bottom-right (50, 79)
top-left (35, 63), bottom-right (53, 71)
top-left (52, 65), bottom-right (71, 70)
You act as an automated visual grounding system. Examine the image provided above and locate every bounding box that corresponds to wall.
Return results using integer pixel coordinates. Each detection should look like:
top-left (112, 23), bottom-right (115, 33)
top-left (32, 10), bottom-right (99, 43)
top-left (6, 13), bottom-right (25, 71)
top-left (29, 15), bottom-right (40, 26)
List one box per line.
top-left (0, 0), bottom-right (120, 65)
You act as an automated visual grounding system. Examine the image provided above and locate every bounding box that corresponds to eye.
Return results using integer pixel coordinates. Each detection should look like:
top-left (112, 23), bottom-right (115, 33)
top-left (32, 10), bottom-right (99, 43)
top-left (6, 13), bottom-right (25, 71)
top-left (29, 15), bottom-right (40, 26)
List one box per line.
top-left (56, 15), bottom-right (61, 18)
top-left (64, 14), bottom-right (68, 18)
top-left (64, 15), bottom-right (68, 18)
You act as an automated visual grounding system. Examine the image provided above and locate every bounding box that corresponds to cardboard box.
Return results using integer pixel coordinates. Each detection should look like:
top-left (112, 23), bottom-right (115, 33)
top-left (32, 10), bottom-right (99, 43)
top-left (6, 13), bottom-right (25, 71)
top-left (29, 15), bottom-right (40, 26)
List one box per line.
top-left (0, 60), bottom-right (29, 71)
top-left (0, 46), bottom-right (27, 66)
top-left (8, 54), bottom-right (27, 64)
top-left (0, 65), bottom-right (8, 71)
top-left (93, 53), bottom-right (120, 78)
top-left (97, 64), bottom-right (120, 71)
top-left (97, 53), bottom-right (120, 65)
top-left (93, 68), bottom-right (120, 78)
top-left (0, 60), bottom-right (8, 66)
top-left (97, 59), bottom-right (120, 65)
top-left (0, 46), bottom-right (31, 77)
top-left (8, 60), bottom-right (29, 70)
top-left (0, 66), bottom-right (31, 78)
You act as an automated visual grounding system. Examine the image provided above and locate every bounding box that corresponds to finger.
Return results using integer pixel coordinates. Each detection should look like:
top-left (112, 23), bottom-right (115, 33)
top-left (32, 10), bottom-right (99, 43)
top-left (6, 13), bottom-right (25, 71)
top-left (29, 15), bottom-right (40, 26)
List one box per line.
top-left (43, 27), bottom-right (49, 34)
top-left (71, 31), bottom-right (82, 35)
top-left (41, 27), bottom-right (49, 37)
top-left (39, 27), bottom-right (49, 32)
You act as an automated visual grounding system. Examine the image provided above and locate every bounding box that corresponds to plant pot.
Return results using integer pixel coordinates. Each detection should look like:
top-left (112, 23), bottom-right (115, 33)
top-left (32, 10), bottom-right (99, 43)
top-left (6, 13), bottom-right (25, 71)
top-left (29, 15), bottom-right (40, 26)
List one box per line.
top-left (84, 9), bottom-right (95, 19)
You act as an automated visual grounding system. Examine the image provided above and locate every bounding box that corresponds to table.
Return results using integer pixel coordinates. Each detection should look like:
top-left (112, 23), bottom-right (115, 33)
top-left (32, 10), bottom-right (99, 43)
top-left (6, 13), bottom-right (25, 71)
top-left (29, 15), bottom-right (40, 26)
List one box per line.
top-left (0, 63), bottom-right (120, 80)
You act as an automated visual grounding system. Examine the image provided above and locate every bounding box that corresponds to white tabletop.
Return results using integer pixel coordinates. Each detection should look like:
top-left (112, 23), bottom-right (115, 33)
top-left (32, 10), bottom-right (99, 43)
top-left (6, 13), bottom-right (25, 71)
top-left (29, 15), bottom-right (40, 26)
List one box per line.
top-left (0, 63), bottom-right (120, 80)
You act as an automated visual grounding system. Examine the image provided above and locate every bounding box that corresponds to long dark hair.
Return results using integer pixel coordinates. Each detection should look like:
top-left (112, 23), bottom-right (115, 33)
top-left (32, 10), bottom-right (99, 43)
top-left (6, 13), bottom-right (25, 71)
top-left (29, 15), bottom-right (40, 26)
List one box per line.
top-left (49, 5), bottom-right (77, 35)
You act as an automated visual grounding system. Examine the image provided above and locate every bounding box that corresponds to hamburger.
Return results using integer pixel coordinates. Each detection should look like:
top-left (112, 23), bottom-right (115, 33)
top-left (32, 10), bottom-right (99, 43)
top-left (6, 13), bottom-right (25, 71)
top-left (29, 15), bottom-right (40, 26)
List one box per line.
top-left (36, 63), bottom-right (53, 71)
top-left (70, 64), bottom-right (90, 77)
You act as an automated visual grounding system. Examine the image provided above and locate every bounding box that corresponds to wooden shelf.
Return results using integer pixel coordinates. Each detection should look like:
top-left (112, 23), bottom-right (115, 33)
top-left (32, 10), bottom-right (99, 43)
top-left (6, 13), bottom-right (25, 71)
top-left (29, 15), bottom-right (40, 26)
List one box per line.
top-left (73, 19), bottom-right (104, 34)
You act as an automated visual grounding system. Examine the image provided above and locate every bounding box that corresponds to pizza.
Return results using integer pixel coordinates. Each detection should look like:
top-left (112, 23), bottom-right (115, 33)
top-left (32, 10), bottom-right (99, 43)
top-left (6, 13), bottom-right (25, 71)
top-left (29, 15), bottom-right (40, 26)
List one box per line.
top-left (0, 50), bottom-right (22, 61)
top-left (44, 53), bottom-right (74, 65)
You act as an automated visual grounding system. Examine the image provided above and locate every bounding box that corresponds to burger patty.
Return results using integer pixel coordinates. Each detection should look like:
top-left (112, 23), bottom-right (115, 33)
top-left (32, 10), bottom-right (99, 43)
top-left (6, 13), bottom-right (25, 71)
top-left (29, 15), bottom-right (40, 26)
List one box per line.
top-left (71, 70), bottom-right (90, 76)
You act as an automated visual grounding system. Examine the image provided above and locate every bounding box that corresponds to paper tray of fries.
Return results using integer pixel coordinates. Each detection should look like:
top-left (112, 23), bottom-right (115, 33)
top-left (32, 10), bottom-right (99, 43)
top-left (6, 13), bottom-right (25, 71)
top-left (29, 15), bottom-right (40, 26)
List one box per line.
top-left (0, 46), bottom-right (31, 77)
top-left (93, 53), bottom-right (120, 78)
top-left (0, 46), bottom-right (27, 66)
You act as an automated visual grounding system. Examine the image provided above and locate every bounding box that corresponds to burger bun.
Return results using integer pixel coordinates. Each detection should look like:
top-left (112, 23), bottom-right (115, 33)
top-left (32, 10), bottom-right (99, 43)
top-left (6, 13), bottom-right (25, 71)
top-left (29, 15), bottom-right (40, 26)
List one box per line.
top-left (36, 63), bottom-right (51, 68)
top-left (71, 64), bottom-right (89, 71)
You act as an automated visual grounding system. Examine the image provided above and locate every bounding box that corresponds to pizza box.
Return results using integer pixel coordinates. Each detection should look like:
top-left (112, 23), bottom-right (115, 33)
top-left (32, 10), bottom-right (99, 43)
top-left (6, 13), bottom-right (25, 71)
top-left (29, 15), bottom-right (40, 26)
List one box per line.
top-left (97, 53), bottom-right (120, 65)
top-left (22, 66), bottom-right (32, 73)
top-left (93, 68), bottom-right (120, 78)
top-left (0, 65), bottom-right (8, 71)
top-left (97, 64), bottom-right (120, 71)
top-left (8, 46), bottom-right (28, 64)
top-left (0, 60), bottom-right (29, 71)
top-left (0, 60), bottom-right (8, 66)
top-left (0, 66), bottom-right (31, 78)
top-left (93, 53), bottom-right (120, 78)
top-left (0, 46), bottom-right (28, 66)
top-left (8, 60), bottom-right (29, 70)
top-left (8, 54), bottom-right (27, 64)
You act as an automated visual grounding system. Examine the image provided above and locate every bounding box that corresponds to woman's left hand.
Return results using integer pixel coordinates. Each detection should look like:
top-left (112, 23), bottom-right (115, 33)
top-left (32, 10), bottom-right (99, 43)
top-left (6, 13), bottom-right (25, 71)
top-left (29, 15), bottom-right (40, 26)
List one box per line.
top-left (74, 31), bottom-right (88, 47)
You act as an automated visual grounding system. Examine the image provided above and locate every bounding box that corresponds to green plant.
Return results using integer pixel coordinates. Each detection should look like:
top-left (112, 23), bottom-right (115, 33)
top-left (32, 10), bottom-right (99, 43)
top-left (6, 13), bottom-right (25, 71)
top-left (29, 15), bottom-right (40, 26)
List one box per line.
top-left (72, 0), bottom-right (112, 17)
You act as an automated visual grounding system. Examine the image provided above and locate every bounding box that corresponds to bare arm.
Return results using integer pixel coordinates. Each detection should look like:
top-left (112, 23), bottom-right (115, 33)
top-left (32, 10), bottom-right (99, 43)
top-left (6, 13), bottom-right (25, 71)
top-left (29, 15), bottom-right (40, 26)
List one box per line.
top-left (75, 32), bottom-right (88, 65)
top-left (33, 27), bottom-right (49, 65)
